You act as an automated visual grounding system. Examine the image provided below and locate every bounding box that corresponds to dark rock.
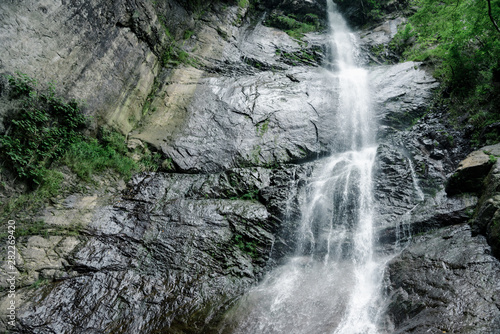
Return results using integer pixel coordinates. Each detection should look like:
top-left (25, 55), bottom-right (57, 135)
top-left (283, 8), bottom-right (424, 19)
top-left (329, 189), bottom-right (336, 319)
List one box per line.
top-left (383, 224), bottom-right (500, 334)
top-left (446, 143), bottom-right (500, 196)
top-left (333, 0), bottom-right (410, 28)
top-left (472, 157), bottom-right (500, 259)
top-left (7, 164), bottom-right (310, 333)
top-left (370, 62), bottom-right (439, 132)
top-left (359, 17), bottom-right (406, 65)
top-left (262, 0), bottom-right (328, 22)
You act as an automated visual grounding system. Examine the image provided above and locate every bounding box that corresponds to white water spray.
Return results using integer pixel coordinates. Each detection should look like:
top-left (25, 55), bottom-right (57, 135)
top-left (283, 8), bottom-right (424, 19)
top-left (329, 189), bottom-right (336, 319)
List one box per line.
top-left (219, 2), bottom-right (384, 333)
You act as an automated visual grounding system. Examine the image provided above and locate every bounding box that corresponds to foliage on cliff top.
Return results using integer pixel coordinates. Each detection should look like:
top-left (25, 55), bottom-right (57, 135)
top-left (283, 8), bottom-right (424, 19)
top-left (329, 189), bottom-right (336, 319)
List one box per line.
top-left (335, 0), bottom-right (410, 26)
top-left (0, 73), bottom-right (163, 221)
top-left (392, 0), bottom-right (500, 146)
top-left (264, 12), bottom-right (324, 40)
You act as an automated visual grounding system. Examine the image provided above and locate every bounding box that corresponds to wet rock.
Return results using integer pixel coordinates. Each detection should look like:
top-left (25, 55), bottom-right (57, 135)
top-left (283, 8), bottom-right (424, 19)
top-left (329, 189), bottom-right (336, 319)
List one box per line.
top-left (359, 17), bottom-right (405, 65)
top-left (374, 143), bottom-right (420, 241)
top-left (383, 224), bottom-right (500, 334)
top-left (446, 143), bottom-right (500, 195)
top-left (373, 140), bottom-right (477, 252)
top-left (147, 68), bottom-right (336, 173)
top-left (472, 157), bottom-right (500, 258)
top-left (6, 165), bottom-right (307, 333)
top-left (370, 62), bottom-right (439, 132)
top-left (132, 16), bottom-right (331, 172)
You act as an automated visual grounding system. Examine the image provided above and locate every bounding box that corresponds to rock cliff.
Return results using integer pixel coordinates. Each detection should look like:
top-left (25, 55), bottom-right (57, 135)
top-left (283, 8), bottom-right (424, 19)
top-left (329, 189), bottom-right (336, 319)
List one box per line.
top-left (1, 0), bottom-right (499, 333)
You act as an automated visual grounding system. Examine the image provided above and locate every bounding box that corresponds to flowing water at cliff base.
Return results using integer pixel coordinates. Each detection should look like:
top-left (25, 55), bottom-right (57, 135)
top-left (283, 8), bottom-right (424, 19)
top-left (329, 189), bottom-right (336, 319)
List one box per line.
top-left (217, 2), bottom-right (386, 333)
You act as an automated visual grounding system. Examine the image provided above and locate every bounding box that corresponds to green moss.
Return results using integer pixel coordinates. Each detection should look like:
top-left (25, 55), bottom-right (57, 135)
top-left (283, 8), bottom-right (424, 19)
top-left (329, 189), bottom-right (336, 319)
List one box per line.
top-left (256, 119), bottom-right (269, 137)
top-left (264, 12), bottom-right (323, 40)
top-left (62, 138), bottom-right (136, 182)
top-left (30, 278), bottom-right (50, 289)
top-left (234, 234), bottom-right (258, 258)
top-left (0, 169), bottom-right (64, 220)
top-left (183, 29), bottom-right (194, 40)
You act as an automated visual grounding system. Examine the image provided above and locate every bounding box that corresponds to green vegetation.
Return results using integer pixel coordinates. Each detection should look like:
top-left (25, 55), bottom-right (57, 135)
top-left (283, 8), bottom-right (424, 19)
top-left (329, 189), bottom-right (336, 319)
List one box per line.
top-left (1, 73), bottom-right (86, 185)
top-left (256, 119), bottom-right (269, 137)
top-left (30, 278), bottom-right (50, 289)
top-left (1, 169), bottom-right (65, 220)
top-left (391, 0), bottom-right (500, 146)
top-left (238, 0), bottom-right (249, 8)
top-left (251, 145), bottom-right (262, 164)
top-left (156, 16), bottom-right (197, 67)
top-left (229, 188), bottom-right (259, 201)
top-left (265, 12), bottom-right (323, 40)
top-left (62, 134), bottom-right (134, 182)
top-left (276, 47), bottom-right (321, 66)
top-left (0, 218), bottom-right (83, 240)
top-left (183, 29), bottom-right (194, 40)
top-left (15, 220), bottom-right (81, 238)
top-left (0, 73), bottom-right (163, 220)
top-left (234, 234), bottom-right (258, 258)
top-left (335, 0), bottom-right (387, 24)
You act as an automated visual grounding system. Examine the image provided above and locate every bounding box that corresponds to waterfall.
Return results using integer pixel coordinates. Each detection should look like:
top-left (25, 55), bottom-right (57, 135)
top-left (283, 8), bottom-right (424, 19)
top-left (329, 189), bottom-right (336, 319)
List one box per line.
top-left (218, 2), bottom-right (383, 333)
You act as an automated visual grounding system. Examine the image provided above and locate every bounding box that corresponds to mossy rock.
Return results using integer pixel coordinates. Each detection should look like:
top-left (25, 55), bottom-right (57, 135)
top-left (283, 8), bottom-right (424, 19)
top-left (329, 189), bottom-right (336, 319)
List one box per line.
top-left (445, 144), bottom-right (500, 195)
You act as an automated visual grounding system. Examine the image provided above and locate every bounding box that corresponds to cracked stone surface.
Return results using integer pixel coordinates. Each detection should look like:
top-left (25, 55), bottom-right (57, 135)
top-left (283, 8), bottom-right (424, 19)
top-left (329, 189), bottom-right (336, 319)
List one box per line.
top-left (383, 224), bottom-right (500, 334)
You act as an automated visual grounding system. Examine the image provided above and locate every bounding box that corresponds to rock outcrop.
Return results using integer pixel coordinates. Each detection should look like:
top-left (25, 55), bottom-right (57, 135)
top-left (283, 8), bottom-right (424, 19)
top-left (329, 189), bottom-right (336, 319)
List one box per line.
top-left (0, 0), bottom-right (167, 133)
top-left (4, 166), bottom-right (313, 333)
top-left (1, 0), bottom-right (499, 333)
top-left (383, 224), bottom-right (500, 334)
top-left (446, 143), bottom-right (500, 195)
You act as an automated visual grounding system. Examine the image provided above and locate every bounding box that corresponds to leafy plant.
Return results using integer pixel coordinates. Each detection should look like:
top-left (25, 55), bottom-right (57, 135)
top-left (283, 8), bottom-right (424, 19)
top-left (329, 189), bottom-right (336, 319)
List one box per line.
top-left (265, 13), bottom-right (323, 40)
top-left (1, 72), bottom-right (86, 185)
top-left (234, 234), bottom-right (258, 258)
top-left (62, 138), bottom-right (135, 182)
top-left (392, 0), bottom-right (500, 147)
top-left (0, 169), bottom-right (64, 220)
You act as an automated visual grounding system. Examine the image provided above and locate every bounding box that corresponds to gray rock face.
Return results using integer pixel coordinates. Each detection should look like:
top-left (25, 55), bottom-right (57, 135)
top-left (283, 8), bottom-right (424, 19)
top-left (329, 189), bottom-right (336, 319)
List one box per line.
top-left (370, 61), bottom-right (439, 132)
top-left (131, 13), bottom-right (333, 172)
top-left (383, 224), bottom-right (500, 334)
top-left (2, 0), bottom-right (500, 333)
top-left (0, 0), bottom-right (169, 133)
top-left (472, 158), bottom-right (500, 259)
top-left (8, 166), bottom-right (310, 333)
top-left (154, 68), bottom-right (337, 173)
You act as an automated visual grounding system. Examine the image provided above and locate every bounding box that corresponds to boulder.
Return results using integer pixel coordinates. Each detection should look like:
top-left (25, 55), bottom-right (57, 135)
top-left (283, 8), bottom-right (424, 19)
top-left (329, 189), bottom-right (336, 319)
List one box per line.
top-left (383, 224), bottom-right (500, 333)
top-left (446, 143), bottom-right (500, 195)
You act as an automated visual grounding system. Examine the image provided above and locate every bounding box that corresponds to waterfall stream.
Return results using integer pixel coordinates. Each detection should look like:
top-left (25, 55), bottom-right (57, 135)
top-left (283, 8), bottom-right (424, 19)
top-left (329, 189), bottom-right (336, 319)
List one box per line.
top-left (219, 2), bottom-right (385, 333)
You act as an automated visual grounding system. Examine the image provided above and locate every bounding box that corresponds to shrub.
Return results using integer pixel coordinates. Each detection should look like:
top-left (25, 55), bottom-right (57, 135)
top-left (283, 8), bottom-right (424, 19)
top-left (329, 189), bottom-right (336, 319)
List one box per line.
top-left (0, 73), bottom-right (86, 185)
top-left (265, 13), bottom-right (322, 40)
top-left (392, 0), bottom-right (500, 146)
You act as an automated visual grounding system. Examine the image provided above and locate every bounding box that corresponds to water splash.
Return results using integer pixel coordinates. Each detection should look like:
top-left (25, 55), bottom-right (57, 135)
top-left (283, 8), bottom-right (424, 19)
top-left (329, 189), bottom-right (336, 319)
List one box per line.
top-left (408, 158), bottom-right (425, 202)
top-left (219, 2), bottom-right (383, 333)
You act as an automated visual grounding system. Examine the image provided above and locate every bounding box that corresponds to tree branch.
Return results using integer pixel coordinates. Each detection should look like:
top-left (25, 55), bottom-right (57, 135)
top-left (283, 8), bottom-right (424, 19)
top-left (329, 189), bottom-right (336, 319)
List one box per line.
top-left (487, 0), bottom-right (500, 34)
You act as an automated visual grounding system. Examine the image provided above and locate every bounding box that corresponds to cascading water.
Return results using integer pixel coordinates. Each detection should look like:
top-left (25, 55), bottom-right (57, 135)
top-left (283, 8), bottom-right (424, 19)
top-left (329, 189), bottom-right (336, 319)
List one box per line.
top-left (217, 2), bottom-right (385, 333)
